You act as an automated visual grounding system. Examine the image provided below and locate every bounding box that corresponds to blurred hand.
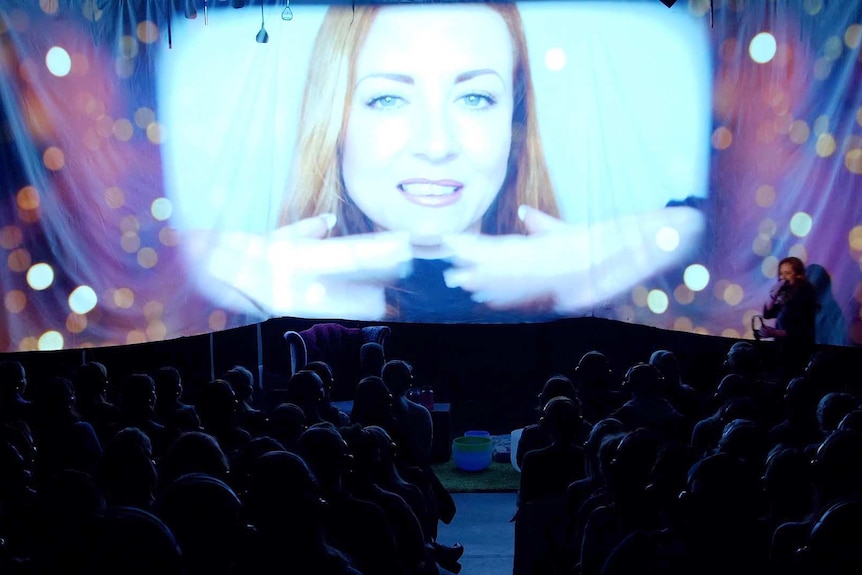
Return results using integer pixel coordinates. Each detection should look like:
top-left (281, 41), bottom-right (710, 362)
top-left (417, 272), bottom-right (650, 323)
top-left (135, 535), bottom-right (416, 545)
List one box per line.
top-left (185, 214), bottom-right (412, 319)
top-left (442, 205), bottom-right (705, 313)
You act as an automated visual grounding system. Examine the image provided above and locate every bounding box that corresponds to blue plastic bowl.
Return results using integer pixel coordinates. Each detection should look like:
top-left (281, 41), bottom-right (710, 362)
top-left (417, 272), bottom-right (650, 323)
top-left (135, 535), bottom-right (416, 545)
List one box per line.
top-left (452, 435), bottom-right (493, 472)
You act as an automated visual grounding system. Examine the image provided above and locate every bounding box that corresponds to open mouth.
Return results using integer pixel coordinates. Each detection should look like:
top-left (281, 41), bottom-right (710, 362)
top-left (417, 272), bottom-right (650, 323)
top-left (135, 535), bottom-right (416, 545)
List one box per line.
top-left (398, 180), bottom-right (464, 207)
top-left (399, 183), bottom-right (462, 197)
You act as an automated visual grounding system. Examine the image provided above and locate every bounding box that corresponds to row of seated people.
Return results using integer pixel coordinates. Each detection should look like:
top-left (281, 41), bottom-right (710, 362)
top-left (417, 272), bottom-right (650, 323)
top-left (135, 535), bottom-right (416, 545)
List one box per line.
top-left (0, 345), bottom-right (463, 575)
top-left (513, 343), bottom-right (862, 575)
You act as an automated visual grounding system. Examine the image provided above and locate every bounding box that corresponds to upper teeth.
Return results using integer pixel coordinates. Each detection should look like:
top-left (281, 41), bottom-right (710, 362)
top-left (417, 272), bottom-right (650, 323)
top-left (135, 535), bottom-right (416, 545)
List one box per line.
top-left (401, 183), bottom-right (458, 196)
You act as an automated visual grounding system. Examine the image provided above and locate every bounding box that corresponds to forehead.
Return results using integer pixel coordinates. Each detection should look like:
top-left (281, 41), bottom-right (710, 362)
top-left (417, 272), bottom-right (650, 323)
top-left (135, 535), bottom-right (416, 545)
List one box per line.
top-left (358, 5), bottom-right (514, 75)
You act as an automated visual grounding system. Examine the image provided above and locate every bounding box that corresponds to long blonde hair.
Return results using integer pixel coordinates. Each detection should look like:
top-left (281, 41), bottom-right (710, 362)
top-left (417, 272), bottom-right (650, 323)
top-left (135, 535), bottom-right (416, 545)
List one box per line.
top-left (279, 3), bottom-right (559, 236)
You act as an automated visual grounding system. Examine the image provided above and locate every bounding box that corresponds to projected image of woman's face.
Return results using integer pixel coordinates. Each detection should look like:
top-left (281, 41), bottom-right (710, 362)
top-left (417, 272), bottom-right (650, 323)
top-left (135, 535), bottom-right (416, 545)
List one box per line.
top-left (341, 5), bottom-right (515, 245)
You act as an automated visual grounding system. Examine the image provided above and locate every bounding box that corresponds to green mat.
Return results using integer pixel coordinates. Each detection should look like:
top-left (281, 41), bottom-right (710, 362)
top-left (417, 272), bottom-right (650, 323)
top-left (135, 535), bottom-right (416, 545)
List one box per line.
top-left (431, 460), bottom-right (521, 493)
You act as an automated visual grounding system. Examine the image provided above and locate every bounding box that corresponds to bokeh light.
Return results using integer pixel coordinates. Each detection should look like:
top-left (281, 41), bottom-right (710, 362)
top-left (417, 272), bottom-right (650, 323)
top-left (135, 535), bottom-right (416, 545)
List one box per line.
top-left (126, 330), bottom-right (147, 345)
top-left (803, 0), bottom-right (823, 16)
top-left (846, 149), bottom-right (862, 174)
top-left (790, 212), bottom-right (813, 237)
top-left (137, 247), bottom-right (158, 269)
top-left (789, 120), bottom-right (810, 144)
top-left (0, 226), bottom-right (23, 250)
top-left (146, 122), bottom-right (166, 144)
top-left (749, 32), bottom-right (777, 64)
top-left (136, 21), bottom-right (160, 44)
top-left (8, 248), bottom-right (32, 273)
top-left (544, 48), bottom-right (567, 72)
top-left (134, 107), bottom-right (156, 129)
top-left (631, 286), bottom-right (649, 307)
top-left (45, 45), bottom-right (71, 77)
top-left (43, 146), bottom-right (65, 171)
top-left (761, 256), bottom-right (779, 278)
top-left (711, 126), bottom-right (733, 150)
top-left (824, 35), bottom-right (843, 60)
top-left (674, 284), bottom-right (695, 305)
top-left (755, 184), bottom-right (776, 207)
top-left (655, 226), bottom-right (680, 252)
top-left (4, 291), bottom-right (26, 314)
top-left (159, 227), bottom-right (180, 247)
top-left (146, 320), bottom-right (167, 341)
top-left (683, 264), bottom-right (710, 291)
top-left (121, 231), bottom-right (141, 253)
top-left (815, 133), bottom-right (837, 157)
top-left (789, 243), bottom-right (808, 261)
top-left (113, 287), bottom-right (135, 309)
top-left (151, 198), bottom-right (173, 221)
top-left (846, 24), bottom-right (862, 49)
top-left (26, 262), bottom-right (54, 290)
top-left (104, 186), bottom-right (125, 209)
top-left (849, 226), bottom-right (862, 251)
top-left (66, 312), bottom-right (87, 333)
top-left (673, 316), bottom-right (694, 332)
top-left (208, 309), bottom-right (227, 331)
top-left (752, 233), bottom-right (772, 256)
top-left (113, 118), bottom-right (134, 141)
top-left (38, 330), bottom-right (63, 350)
top-left (647, 290), bottom-right (669, 314)
top-left (723, 283), bottom-right (744, 306)
top-left (143, 300), bottom-right (164, 320)
top-left (16, 186), bottom-right (40, 210)
top-left (39, 0), bottom-right (59, 14)
top-left (68, 285), bottom-right (98, 314)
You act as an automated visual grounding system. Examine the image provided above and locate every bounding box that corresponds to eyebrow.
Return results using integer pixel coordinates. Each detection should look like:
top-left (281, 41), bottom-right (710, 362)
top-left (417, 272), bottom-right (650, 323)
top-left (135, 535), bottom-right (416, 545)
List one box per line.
top-left (355, 68), bottom-right (503, 88)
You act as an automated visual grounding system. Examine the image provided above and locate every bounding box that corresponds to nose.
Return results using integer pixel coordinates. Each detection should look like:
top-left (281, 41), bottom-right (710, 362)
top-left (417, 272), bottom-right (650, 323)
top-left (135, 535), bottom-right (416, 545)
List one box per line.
top-left (411, 102), bottom-right (460, 163)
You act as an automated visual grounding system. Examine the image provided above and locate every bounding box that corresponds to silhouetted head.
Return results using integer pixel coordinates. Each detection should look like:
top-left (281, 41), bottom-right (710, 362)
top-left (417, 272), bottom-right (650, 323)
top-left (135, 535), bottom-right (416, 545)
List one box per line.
top-left (714, 373), bottom-right (753, 404)
top-left (161, 431), bottom-right (229, 486)
top-left (381, 360), bottom-right (413, 397)
top-left (155, 473), bottom-right (244, 574)
top-left (267, 403), bottom-right (307, 449)
top-left (360, 342), bottom-right (386, 378)
top-left (649, 350), bottom-right (681, 384)
top-left (153, 367), bottom-right (183, 404)
top-left (817, 392), bottom-right (860, 437)
top-left (717, 419), bottom-right (769, 467)
top-left (724, 341), bottom-right (759, 377)
top-left (623, 363), bottom-right (665, 398)
top-left (87, 506), bottom-right (182, 575)
top-left (810, 430), bottom-right (862, 501)
top-left (538, 374), bottom-right (577, 409)
top-left (0, 360), bottom-right (26, 399)
top-left (285, 370), bottom-right (325, 408)
top-left (196, 379), bottom-right (238, 427)
top-left (244, 450), bottom-right (325, 535)
top-left (33, 376), bottom-right (76, 420)
top-left (121, 374), bottom-right (156, 415)
top-left (574, 351), bottom-right (612, 388)
top-left (838, 409), bottom-right (862, 433)
top-left (539, 396), bottom-right (580, 444)
top-left (222, 366), bottom-right (255, 403)
top-left (297, 425), bottom-right (352, 486)
top-left (303, 361), bottom-right (335, 397)
top-left (798, 498), bottom-right (862, 575)
top-left (351, 376), bottom-right (393, 427)
top-left (75, 362), bottom-right (109, 401)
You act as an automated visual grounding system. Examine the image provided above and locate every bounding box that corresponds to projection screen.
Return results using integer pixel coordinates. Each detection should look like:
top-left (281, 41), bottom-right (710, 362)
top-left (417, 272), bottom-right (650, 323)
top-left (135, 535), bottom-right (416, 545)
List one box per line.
top-left (1, 0), bottom-right (860, 351)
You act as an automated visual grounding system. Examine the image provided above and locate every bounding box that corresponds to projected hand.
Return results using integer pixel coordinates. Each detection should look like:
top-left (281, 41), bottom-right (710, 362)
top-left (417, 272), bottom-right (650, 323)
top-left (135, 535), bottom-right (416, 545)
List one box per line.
top-left (443, 205), bottom-right (705, 313)
top-left (187, 214), bottom-right (412, 319)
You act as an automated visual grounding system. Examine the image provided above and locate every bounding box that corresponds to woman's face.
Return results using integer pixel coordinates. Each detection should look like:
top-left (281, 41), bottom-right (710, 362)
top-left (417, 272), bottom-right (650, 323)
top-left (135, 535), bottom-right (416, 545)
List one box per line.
top-left (341, 5), bottom-right (515, 245)
top-left (778, 262), bottom-right (798, 285)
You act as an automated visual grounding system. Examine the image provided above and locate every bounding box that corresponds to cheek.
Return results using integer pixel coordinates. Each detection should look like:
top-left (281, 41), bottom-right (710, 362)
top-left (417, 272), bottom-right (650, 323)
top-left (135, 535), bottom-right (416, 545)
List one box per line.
top-left (457, 112), bottom-right (512, 171)
top-left (343, 112), bottom-right (410, 170)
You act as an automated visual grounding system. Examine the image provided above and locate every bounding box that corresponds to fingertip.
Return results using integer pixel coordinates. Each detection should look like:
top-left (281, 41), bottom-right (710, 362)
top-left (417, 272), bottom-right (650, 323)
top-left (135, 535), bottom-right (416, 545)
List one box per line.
top-left (518, 204), bottom-right (528, 222)
top-left (320, 213), bottom-right (337, 231)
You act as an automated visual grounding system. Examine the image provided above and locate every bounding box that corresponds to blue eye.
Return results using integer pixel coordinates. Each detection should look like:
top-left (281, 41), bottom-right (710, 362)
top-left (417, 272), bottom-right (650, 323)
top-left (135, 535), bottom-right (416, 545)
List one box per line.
top-left (366, 95), bottom-right (406, 109)
top-left (459, 93), bottom-right (496, 109)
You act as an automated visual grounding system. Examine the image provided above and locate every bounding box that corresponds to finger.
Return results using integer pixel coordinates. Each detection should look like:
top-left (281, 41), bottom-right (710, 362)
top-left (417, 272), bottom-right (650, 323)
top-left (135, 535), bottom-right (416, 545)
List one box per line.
top-left (518, 205), bottom-right (568, 235)
top-left (273, 213), bottom-right (337, 240)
